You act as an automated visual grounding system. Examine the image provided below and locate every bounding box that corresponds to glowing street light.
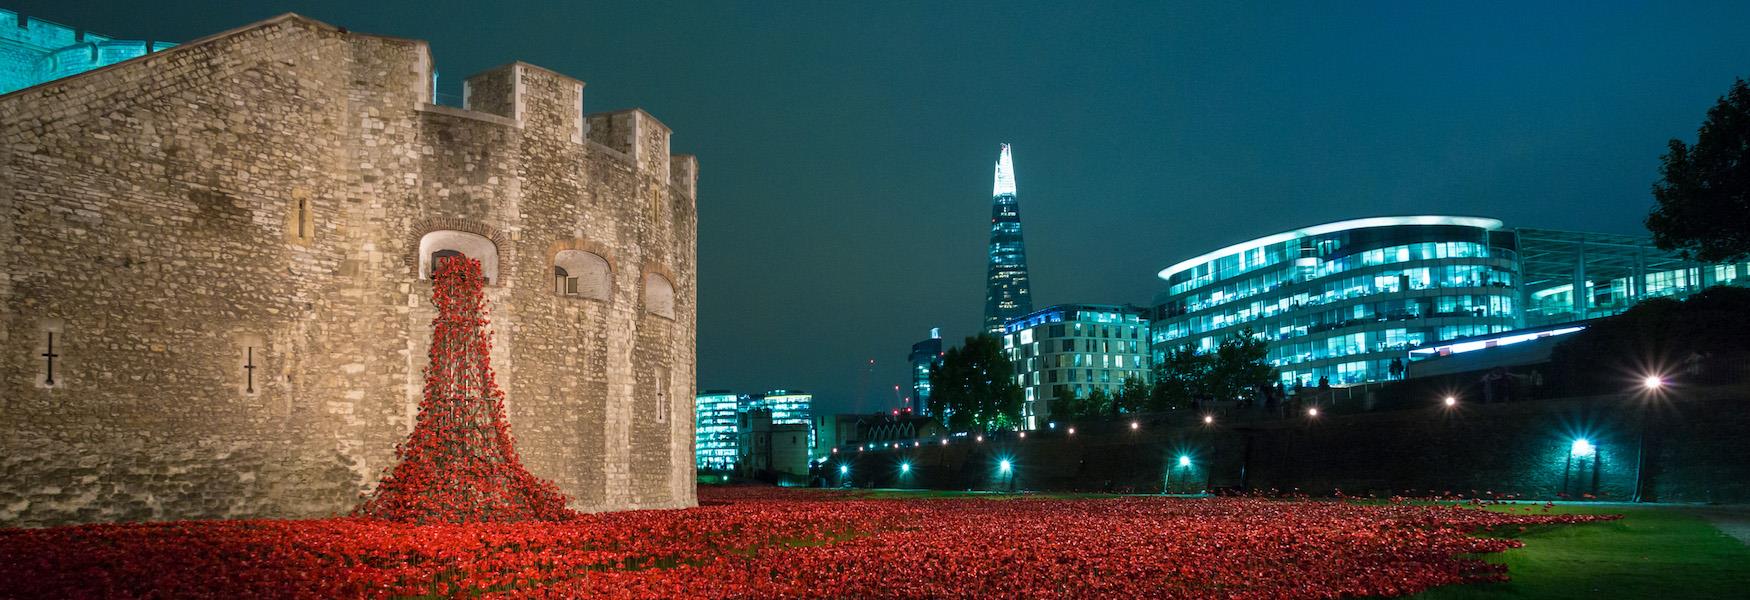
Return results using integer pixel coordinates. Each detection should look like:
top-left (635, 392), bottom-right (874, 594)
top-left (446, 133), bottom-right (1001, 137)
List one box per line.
top-left (1067, 427), bottom-right (1076, 435)
top-left (1307, 407), bottom-right (1319, 417)
top-left (1130, 421), bottom-right (1140, 430)
top-left (940, 438), bottom-right (949, 446)
top-left (998, 459), bottom-right (1012, 474)
top-left (838, 464), bottom-right (849, 475)
top-left (1571, 438), bottom-right (1595, 457)
top-left (1443, 396), bottom-right (1457, 407)
top-left (1019, 431), bottom-right (1027, 439)
top-left (900, 462), bottom-right (911, 474)
top-left (1178, 455), bottom-right (1191, 467)
top-left (1642, 375), bottom-right (1665, 391)
top-left (1202, 415), bottom-right (1214, 425)
top-left (976, 435), bottom-right (985, 443)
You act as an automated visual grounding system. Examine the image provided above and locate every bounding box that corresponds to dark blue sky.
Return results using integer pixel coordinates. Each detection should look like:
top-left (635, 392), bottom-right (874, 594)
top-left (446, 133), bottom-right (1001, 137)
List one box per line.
top-left (15, 1), bottom-right (1750, 414)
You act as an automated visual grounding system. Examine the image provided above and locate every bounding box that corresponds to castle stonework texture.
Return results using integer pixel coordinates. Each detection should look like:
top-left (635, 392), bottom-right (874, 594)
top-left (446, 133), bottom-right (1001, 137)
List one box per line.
top-left (0, 14), bottom-right (699, 526)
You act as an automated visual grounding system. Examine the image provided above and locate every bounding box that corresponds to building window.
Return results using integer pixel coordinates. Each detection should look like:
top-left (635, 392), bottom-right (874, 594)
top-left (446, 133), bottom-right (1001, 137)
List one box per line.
top-left (554, 250), bottom-right (610, 300)
top-left (418, 230), bottom-right (498, 283)
top-left (645, 273), bottom-right (675, 319)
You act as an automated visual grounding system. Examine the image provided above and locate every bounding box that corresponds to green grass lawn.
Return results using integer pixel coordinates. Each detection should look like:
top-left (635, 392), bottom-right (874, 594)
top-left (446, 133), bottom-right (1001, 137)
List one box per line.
top-left (1414, 504), bottom-right (1750, 599)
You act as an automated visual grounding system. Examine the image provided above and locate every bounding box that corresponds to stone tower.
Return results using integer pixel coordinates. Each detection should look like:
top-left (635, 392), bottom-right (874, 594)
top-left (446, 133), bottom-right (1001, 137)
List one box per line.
top-left (0, 14), bottom-right (698, 526)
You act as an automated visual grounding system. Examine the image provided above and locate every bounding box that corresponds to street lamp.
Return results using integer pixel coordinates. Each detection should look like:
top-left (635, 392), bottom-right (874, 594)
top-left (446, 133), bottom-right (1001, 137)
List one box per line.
top-left (1202, 415), bottom-right (1214, 425)
top-left (998, 459), bottom-right (1014, 492)
top-left (1178, 455), bottom-right (1191, 467)
top-left (1067, 426), bottom-right (1076, 435)
top-left (1443, 395), bottom-right (1457, 407)
top-left (1633, 374), bottom-right (1667, 502)
top-left (1130, 421), bottom-right (1140, 431)
top-left (1307, 407), bottom-right (1319, 418)
top-left (900, 462), bottom-right (911, 474)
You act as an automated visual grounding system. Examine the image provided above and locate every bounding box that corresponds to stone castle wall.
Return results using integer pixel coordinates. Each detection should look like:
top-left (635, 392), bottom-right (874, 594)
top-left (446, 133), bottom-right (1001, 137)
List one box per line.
top-left (0, 14), bottom-right (697, 527)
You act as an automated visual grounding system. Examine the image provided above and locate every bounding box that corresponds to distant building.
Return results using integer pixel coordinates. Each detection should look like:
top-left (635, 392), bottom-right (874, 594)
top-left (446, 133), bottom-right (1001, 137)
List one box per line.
top-left (1515, 228), bottom-right (1746, 327)
top-left (1151, 216), bottom-right (1750, 387)
top-left (908, 328), bottom-right (943, 417)
top-left (751, 390), bottom-right (814, 450)
top-left (984, 144), bottom-right (1035, 334)
top-left (736, 409), bottom-right (810, 479)
top-left (694, 391), bottom-right (744, 471)
top-left (1002, 304), bottom-right (1151, 429)
top-left (0, 9), bottom-right (175, 94)
top-left (813, 413), bottom-right (864, 462)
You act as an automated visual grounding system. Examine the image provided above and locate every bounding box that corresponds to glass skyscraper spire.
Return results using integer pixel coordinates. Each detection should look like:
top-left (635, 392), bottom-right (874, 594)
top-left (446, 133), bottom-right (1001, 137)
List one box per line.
top-left (984, 144), bottom-right (1035, 334)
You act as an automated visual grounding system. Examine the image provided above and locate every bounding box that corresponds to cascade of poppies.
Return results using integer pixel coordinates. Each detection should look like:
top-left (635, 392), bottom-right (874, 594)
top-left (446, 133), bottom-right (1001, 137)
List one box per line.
top-left (356, 255), bottom-right (572, 523)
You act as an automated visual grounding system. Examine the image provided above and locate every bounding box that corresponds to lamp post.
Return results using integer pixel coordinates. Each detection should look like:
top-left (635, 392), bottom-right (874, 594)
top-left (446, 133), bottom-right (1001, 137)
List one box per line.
top-left (999, 459), bottom-right (1014, 492)
top-left (1632, 375), bottom-right (1665, 503)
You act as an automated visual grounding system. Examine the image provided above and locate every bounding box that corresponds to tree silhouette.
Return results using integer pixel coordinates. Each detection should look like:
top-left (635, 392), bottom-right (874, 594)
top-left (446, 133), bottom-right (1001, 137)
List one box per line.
top-left (1647, 77), bottom-right (1750, 262)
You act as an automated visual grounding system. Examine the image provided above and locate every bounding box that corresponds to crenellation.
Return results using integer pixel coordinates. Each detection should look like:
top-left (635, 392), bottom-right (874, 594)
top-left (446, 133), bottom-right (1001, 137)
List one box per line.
top-left (1, 13), bottom-right (697, 526)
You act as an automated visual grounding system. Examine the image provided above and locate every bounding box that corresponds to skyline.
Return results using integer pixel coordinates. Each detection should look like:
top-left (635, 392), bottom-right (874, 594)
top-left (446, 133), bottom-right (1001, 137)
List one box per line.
top-left (10, 1), bottom-right (1750, 414)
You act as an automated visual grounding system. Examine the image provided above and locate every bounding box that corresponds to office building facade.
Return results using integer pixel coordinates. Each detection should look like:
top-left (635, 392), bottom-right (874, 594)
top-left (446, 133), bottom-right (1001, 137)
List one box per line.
top-left (1002, 304), bottom-right (1151, 429)
top-left (1153, 215), bottom-right (1750, 387)
top-left (908, 329), bottom-right (943, 417)
top-left (694, 391), bottom-right (744, 471)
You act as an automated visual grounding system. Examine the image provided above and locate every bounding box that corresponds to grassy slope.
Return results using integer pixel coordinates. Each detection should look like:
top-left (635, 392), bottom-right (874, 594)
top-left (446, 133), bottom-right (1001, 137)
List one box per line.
top-left (1414, 505), bottom-right (1750, 599)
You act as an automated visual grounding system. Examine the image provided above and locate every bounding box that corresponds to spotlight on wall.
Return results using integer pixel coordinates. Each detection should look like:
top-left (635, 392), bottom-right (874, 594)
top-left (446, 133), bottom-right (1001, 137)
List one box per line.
top-left (1570, 438), bottom-right (1595, 457)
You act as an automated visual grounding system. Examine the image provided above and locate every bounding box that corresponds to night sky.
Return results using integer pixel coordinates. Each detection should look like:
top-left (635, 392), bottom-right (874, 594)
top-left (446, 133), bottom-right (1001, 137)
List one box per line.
top-left (14, 1), bottom-right (1750, 415)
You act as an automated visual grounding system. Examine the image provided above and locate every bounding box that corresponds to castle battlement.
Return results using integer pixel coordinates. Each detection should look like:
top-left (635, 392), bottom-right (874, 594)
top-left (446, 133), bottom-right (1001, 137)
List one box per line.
top-left (1, 12), bottom-right (699, 526)
top-left (1, 9), bottom-right (174, 95)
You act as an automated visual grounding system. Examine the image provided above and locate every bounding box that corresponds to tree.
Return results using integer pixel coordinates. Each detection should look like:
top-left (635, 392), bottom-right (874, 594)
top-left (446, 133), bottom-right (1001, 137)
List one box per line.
top-left (928, 334), bottom-right (1024, 432)
top-left (1647, 77), bottom-right (1750, 263)
top-left (1209, 329), bottom-right (1278, 404)
top-left (1083, 388), bottom-right (1112, 420)
top-left (1150, 345), bottom-right (1212, 411)
top-left (1151, 329), bottom-right (1277, 409)
top-left (1114, 377), bottom-right (1151, 416)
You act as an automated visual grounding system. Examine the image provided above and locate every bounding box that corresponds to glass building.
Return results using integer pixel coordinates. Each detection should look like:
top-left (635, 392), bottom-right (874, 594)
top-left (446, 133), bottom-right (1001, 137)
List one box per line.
top-left (908, 329), bottom-right (943, 417)
top-left (984, 144), bottom-right (1035, 334)
top-left (1153, 216), bottom-right (1750, 387)
top-left (1, 9), bottom-right (176, 95)
top-left (1516, 228), bottom-right (1750, 327)
top-left (1002, 304), bottom-right (1151, 429)
top-left (751, 390), bottom-right (815, 451)
top-left (693, 391), bottom-right (743, 470)
top-left (1153, 216), bottom-right (1519, 387)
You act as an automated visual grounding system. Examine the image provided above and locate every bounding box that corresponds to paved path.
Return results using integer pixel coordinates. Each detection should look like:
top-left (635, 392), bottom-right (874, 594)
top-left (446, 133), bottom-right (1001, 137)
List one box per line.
top-left (1682, 505), bottom-right (1750, 546)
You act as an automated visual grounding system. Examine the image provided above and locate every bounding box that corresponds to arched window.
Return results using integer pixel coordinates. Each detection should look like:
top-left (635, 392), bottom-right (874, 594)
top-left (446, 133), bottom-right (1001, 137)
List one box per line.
top-left (644, 272), bottom-right (675, 319)
top-left (417, 230), bottom-right (498, 283)
top-left (430, 249), bottom-right (463, 278)
top-left (554, 250), bottom-right (611, 300)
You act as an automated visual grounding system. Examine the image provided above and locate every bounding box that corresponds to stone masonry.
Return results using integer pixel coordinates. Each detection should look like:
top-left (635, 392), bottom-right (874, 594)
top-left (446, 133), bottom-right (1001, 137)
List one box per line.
top-left (0, 14), bottom-right (698, 526)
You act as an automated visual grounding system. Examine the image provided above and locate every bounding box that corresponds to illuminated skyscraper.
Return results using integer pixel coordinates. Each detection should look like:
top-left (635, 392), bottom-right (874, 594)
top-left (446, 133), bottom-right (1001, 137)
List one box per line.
top-left (984, 144), bottom-right (1035, 334)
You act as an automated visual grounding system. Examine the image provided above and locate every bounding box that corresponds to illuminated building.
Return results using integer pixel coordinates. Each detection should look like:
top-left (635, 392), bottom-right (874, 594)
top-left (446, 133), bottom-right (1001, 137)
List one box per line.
top-left (908, 328), bottom-right (943, 417)
top-left (1002, 304), bottom-right (1150, 429)
top-left (1153, 216), bottom-right (1519, 387)
top-left (1, 9), bottom-right (175, 95)
top-left (693, 391), bottom-right (744, 470)
top-left (984, 144), bottom-right (1035, 334)
top-left (1153, 215), bottom-right (1750, 387)
top-left (750, 390), bottom-right (815, 450)
top-left (1515, 228), bottom-right (1748, 326)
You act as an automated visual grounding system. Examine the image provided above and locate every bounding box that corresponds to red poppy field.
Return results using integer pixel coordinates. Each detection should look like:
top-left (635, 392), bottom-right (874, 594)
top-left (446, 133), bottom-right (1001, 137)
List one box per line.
top-left (0, 486), bottom-right (1616, 599)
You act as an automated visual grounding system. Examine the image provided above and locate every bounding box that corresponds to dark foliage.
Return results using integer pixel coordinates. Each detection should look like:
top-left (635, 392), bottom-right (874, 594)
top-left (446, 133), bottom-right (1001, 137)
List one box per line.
top-left (1647, 78), bottom-right (1750, 263)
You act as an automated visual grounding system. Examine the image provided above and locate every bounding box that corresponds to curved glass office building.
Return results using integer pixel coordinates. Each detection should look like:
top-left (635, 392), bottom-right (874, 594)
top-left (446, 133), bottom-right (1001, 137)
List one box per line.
top-left (1152, 216), bottom-right (1520, 387)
